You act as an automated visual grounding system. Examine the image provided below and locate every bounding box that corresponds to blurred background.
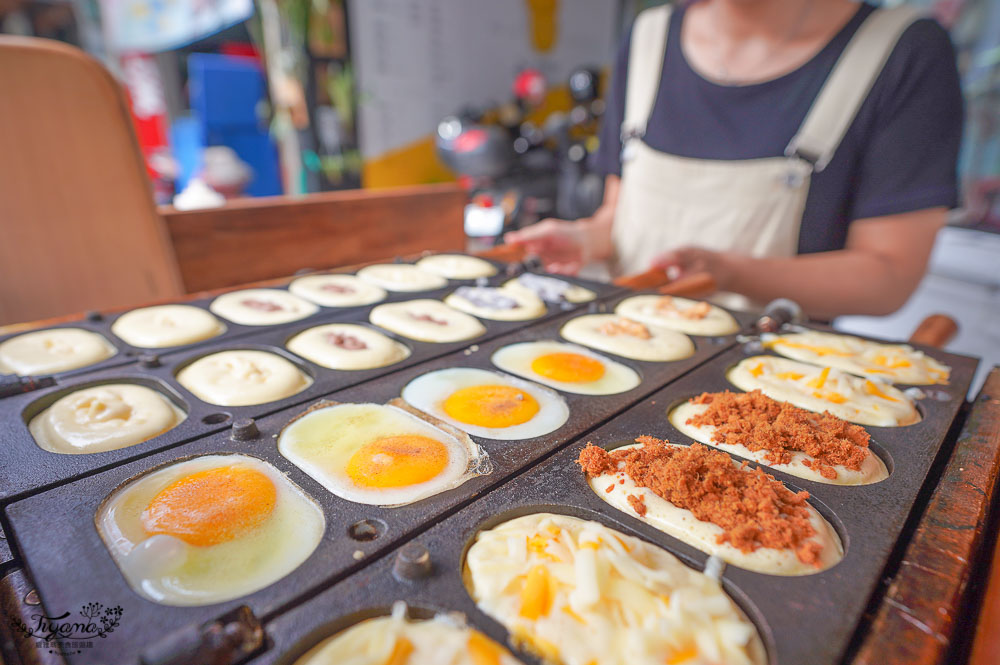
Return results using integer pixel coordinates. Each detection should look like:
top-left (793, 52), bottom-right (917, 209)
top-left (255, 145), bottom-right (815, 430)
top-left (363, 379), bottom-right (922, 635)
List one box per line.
top-left (1, 0), bottom-right (998, 389)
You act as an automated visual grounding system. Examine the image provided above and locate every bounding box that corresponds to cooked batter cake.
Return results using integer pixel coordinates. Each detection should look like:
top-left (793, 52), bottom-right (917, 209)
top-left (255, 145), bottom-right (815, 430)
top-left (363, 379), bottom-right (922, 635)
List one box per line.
top-left (560, 314), bottom-right (695, 362)
top-left (0, 328), bottom-right (116, 375)
top-left (579, 439), bottom-right (843, 576)
top-left (111, 305), bottom-right (225, 348)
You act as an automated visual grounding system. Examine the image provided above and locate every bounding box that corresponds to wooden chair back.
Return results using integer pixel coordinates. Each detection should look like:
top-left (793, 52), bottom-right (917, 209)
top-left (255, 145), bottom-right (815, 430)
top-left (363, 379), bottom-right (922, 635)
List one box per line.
top-left (0, 36), bottom-right (183, 326)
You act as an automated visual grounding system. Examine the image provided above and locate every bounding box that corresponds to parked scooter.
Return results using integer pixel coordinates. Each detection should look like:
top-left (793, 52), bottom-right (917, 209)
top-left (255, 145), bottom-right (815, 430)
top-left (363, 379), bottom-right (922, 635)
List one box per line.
top-left (436, 67), bottom-right (605, 243)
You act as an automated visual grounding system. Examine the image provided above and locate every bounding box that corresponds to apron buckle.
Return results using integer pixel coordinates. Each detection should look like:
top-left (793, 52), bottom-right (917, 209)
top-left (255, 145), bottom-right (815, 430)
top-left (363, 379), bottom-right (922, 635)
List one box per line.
top-left (620, 127), bottom-right (644, 163)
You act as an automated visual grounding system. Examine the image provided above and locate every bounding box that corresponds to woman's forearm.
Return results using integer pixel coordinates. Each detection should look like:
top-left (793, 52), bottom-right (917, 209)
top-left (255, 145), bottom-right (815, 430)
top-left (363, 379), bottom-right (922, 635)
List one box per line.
top-left (654, 209), bottom-right (946, 319)
top-left (724, 249), bottom-right (918, 319)
top-left (724, 210), bottom-right (945, 318)
top-left (579, 175), bottom-right (620, 262)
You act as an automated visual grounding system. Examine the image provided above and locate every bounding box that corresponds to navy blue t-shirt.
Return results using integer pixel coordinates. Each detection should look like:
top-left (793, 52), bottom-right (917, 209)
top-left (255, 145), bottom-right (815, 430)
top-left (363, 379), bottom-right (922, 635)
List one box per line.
top-left (595, 2), bottom-right (963, 254)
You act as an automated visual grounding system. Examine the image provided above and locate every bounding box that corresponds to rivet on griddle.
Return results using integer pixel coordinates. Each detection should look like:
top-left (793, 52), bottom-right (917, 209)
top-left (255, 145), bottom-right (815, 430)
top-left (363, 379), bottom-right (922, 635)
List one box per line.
top-left (475, 277), bottom-right (489, 287)
top-left (348, 519), bottom-right (386, 542)
top-left (138, 353), bottom-right (161, 369)
top-left (85, 310), bottom-right (103, 322)
top-left (24, 589), bottom-right (40, 605)
top-left (230, 418), bottom-right (259, 441)
top-left (393, 542), bottom-right (432, 581)
top-left (139, 605), bottom-right (262, 665)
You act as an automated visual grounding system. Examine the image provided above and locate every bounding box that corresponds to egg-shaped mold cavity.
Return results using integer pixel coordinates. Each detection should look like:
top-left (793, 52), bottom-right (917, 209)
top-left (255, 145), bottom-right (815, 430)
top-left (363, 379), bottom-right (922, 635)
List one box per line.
top-left (279, 602), bottom-right (524, 665)
top-left (0, 327), bottom-right (118, 376)
top-left (173, 346), bottom-right (314, 407)
top-left (400, 367), bottom-right (570, 441)
top-left (490, 340), bottom-right (643, 395)
top-left (284, 322), bottom-right (412, 371)
top-left (665, 392), bottom-right (892, 486)
top-left (109, 304), bottom-right (227, 349)
top-left (209, 288), bottom-right (320, 326)
top-left (578, 439), bottom-right (846, 576)
top-left (724, 356), bottom-right (922, 427)
top-left (276, 399), bottom-right (490, 507)
top-left (95, 452), bottom-right (324, 606)
top-left (461, 508), bottom-right (771, 665)
top-left (560, 313), bottom-right (697, 363)
top-left (24, 378), bottom-right (188, 455)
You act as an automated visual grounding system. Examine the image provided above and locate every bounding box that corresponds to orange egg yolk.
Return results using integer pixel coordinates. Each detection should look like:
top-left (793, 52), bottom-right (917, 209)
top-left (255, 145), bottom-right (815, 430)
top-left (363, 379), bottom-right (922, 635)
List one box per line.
top-left (346, 435), bottom-right (449, 488)
top-left (443, 384), bottom-right (540, 428)
top-left (530, 352), bottom-right (605, 383)
top-left (141, 466), bottom-right (277, 547)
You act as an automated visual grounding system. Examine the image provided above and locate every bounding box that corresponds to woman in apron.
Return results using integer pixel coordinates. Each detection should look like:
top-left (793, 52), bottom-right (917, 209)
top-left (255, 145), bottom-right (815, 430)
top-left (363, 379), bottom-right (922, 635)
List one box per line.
top-left (505, 0), bottom-right (963, 318)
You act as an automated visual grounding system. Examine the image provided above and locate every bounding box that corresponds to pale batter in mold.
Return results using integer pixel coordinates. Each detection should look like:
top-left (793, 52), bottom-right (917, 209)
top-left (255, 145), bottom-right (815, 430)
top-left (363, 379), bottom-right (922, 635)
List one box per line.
top-left (286, 323), bottom-right (410, 370)
top-left (416, 254), bottom-right (498, 279)
top-left (176, 349), bottom-right (311, 406)
top-left (761, 330), bottom-right (950, 385)
top-left (615, 295), bottom-right (739, 336)
top-left (209, 289), bottom-right (319, 326)
top-left (111, 305), bottom-right (225, 348)
top-left (369, 300), bottom-right (485, 343)
top-left (728, 355), bottom-right (920, 427)
top-left (357, 264), bottom-right (448, 292)
top-left (560, 314), bottom-right (695, 362)
top-left (444, 286), bottom-right (546, 321)
top-left (30, 383), bottom-right (184, 454)
top-left (0, 328), bottom-right (116, 375)
top-left (288, 274), bottom-right (386, 308)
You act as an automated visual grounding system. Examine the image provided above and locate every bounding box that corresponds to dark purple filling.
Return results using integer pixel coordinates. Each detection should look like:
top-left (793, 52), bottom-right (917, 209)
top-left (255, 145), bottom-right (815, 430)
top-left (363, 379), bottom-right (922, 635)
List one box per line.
top-left (454, 286), bottom-right (519, 310)
top-left (320, 283), bottom-right (356, 294)
top-left (240, 299), bottom-right (285, 312)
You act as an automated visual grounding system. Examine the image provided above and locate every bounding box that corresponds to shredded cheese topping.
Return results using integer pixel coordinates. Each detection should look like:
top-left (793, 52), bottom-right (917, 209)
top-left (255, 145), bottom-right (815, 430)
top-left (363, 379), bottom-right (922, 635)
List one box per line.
top-left (464, 513), bottom-right (765, 665)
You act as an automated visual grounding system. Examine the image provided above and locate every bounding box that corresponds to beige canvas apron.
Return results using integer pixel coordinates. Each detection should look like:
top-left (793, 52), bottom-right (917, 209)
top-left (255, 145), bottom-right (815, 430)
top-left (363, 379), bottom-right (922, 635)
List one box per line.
top-left (612, 4), bottom-right (921, 309)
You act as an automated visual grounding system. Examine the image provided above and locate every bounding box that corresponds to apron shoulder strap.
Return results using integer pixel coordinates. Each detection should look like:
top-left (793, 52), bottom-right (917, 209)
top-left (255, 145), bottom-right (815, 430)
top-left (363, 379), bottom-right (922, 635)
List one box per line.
top-left (622, 4), bottom-right (673, 140)
top-left (785, 5), bottom-right (924, 172)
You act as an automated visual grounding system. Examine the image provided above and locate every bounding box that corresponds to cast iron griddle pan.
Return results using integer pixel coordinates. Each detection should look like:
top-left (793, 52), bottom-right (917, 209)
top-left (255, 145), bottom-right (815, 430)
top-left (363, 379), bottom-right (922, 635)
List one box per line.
top-left (252, 335), bottom-right (977, 665)
top-left (0, 258), bottom-right (499, 381)
top-left (3, 293), bottom-right (748, 665)
top-left (0, 524), bottom-right (12, 573)
top-left (0, 269), bottom-right (620, 503)
top-left (0, 255), bottom-right (562, 383)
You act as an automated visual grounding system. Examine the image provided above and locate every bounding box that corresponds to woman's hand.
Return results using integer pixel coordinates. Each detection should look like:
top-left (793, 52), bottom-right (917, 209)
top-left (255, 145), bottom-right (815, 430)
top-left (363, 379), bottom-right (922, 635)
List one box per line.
top-left (504, 218), bottom-right (589, 275)
top-left (504, 176), bottom-right (620, 275)
top-left (651, 246), bottom-right (735, 291)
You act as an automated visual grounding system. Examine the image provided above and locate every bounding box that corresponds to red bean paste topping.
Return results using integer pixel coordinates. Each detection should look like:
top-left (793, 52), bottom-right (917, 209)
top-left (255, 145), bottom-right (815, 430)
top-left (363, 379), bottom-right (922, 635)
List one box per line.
top-left (320, 283), bottom-right (356, 294)
top-left (597, 317), bottom-right (651, 339)
top-left (687, 390), bottom-right (871, 480)
top-left (240, 299), bottom-right (285, 312)
top-left (409, 312), bottom-right (449, 326)
top-left (324, 332), bottom-right (368, 351)
top-left (577, 438), bottom-right (823, 566)
top-left (655, 296), bottom-right (711, 320)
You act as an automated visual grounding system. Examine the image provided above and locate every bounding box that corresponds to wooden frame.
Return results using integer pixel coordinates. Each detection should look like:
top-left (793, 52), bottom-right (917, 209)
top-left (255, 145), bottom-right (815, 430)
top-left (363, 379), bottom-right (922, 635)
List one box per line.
top-left (160, 183), bottom-right (467, 292)
top-left (854, 367), bottom-right (1000, 664)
